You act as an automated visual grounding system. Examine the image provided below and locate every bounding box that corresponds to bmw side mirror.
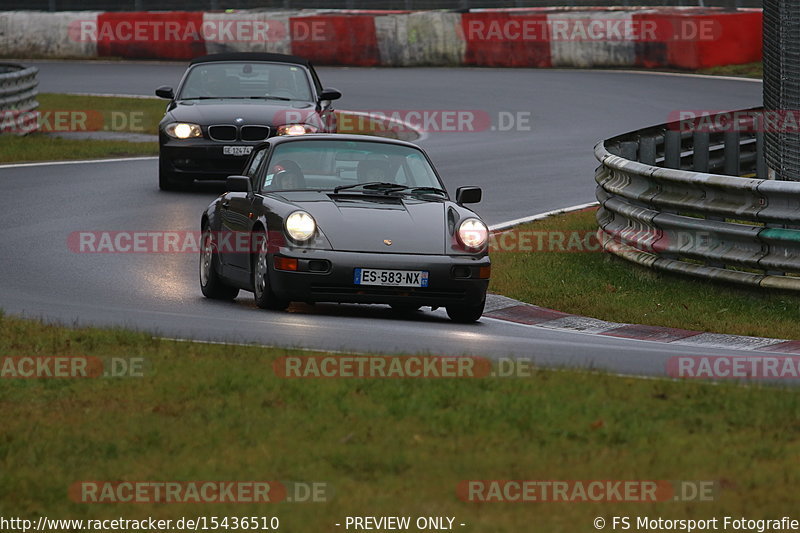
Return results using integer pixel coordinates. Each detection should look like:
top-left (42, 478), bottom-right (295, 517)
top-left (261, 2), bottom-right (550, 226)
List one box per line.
top-left (319, 88), bottom-right (342, 101)
top-left (456, 186), bottom-right (482, 205)
top-left (156, 86), bottom-right (175, 99)
top-left (226, 175), bottom-right (252, 193)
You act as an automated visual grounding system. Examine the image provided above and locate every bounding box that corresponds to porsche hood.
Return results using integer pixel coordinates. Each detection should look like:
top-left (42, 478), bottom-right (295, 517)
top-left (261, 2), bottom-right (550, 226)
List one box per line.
top-left (278, 192), bottom-right (449, 254)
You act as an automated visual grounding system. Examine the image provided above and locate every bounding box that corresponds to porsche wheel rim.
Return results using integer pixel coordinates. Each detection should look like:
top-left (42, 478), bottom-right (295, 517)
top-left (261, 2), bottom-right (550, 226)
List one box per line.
top-left (255, 237), bottom-right (269, 298)
top-left (200, 230), bottom-right (213, 287)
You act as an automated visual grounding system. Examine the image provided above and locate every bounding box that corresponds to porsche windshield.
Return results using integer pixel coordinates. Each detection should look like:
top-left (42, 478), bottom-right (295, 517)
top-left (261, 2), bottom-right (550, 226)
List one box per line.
top-left (179, 62), bottom-right (313, 101)
top-left (261, 140), bottom-right (445, 194)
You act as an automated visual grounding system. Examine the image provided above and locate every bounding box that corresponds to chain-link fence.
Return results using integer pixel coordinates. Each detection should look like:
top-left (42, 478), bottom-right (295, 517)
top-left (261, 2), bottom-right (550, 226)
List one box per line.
top-left (2, 0), bottom-right (762, 11)
top-left (763, 0), bottom-right (800, 181)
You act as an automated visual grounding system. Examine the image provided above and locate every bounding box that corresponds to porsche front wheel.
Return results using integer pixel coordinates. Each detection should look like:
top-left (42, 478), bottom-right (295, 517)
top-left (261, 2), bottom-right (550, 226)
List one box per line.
top-left (252, 231), bottom-right (289, 311)
top-left (200, 226), bottom-right (239, 300)
top-left (446, 298), bottom-right (485, 323)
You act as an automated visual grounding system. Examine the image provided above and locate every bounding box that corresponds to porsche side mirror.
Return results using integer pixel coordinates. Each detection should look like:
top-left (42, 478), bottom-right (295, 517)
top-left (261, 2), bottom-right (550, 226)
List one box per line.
top-left (319, 88), bottom-right (342, 101)
top-left (155, 86), bottom-right (175, 99)
top-left (226, 175), bottom-right (252, 193)
top-left (456, 186), bottom-right (482, 205)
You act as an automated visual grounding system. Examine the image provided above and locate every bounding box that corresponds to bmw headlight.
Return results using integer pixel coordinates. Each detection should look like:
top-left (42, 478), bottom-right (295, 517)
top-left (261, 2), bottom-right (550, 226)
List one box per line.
top-left (285, 211), bottom-right (316, 241)
top-left (457, 218), bottom-right (488, 250)
top-left (165, 122), bottom-right (202, 139)
top-left (277, 124), bottom-right (319, 136)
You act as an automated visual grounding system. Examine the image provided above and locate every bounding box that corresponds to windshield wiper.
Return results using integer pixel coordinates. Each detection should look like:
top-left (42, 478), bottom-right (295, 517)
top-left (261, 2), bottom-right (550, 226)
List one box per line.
top-left (332, 182), bottom-right (407, 194)
top-left (396, 186), bottom-right (448, 197)
top-left (180, 95), bottom-right (294, 101)
top-left (231, 96), bottom-right (293, 101)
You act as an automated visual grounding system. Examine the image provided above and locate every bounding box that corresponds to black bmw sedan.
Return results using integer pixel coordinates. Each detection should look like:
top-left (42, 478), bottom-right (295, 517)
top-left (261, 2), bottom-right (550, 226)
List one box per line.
top-left (156, 52), bottom-right (341, 191)
top-left (199, 135), bottom-right (491, 323)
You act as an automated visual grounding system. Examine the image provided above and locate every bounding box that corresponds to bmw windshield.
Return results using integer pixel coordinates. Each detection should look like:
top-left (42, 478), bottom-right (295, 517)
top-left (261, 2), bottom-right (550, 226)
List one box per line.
top-left (178, 62), bottom-right (313, 101)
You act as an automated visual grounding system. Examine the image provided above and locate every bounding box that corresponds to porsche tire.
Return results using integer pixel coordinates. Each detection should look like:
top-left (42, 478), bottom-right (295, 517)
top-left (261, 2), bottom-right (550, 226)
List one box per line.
top-left (200, 226), bottom-right (239, 300)
top-left (446, 298), bottom-right (485, 323)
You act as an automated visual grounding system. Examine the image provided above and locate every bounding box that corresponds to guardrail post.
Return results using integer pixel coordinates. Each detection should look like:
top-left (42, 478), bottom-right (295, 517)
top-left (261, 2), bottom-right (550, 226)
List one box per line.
top-left (723, 131), bottom-right (741, 176)
top-left (664, 130), bottom-right (682, 169)
top-left (693, 131), bottom-right (710, 173)
top-left (756, 130), bottom-right (768, 179)
top-left (619, 141), bottom-right (638, 162)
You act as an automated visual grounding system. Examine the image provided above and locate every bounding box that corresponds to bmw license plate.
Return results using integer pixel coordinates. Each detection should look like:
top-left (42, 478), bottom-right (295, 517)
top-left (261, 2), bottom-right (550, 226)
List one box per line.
top-left (354, 268), bottom-right (429, 287)
top-left (223, 146), bottom-right (253, 156)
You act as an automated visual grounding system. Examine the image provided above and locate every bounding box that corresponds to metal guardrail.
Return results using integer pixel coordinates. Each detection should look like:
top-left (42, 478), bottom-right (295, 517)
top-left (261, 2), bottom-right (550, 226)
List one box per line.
top-left (595, 107), bottom-right (800, 292)
top-left (0, 63), bottom-right (39, 135)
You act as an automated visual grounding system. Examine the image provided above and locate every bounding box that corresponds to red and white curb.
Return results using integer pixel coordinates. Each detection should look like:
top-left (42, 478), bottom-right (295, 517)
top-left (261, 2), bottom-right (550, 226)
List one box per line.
top-left (483, 293), bottom-right (800, 353)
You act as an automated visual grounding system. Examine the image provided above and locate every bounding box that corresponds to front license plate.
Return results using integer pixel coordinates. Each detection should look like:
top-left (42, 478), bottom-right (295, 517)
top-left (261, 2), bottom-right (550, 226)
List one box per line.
top-left (223, 145), bottom-right (253, 156)
top-left (354, 268), bottom-right (429, 287)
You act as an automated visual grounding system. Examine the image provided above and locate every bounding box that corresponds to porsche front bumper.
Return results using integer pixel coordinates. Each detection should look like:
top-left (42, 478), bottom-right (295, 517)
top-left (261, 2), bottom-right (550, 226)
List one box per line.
top-left (268, 250), bottom-right (490, 307)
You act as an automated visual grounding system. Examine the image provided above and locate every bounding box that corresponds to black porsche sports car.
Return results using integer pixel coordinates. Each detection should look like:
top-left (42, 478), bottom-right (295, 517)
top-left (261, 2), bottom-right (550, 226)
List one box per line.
top-left (199, 135), bottom-right (491, 322)
top-left (156, 52), bottom-right (341, 191)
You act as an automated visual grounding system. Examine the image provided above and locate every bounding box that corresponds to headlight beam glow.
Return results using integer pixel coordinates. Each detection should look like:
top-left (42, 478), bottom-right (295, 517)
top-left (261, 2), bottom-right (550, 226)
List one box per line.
top-left (285, 211), bottom-right (316, 242)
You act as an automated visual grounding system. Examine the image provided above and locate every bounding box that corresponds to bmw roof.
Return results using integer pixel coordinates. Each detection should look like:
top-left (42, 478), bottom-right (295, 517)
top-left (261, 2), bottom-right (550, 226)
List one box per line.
top-left (189, 52), bottom-right (312, 67)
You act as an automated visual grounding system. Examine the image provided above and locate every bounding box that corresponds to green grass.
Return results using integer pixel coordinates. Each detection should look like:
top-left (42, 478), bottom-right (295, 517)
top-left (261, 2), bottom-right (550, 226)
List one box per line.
top-left (0, 312), bottom-right (798, 530)
top-left (37, 92), bottom-right (166, 135)
top-left (1, 93), bottom-right (161, 163)
top-left (698, 62), bottom-right (763, 79)
top-left (0, 134), bottom-right (157, 163)
top-left (489, 208), bottom-right (800, 340)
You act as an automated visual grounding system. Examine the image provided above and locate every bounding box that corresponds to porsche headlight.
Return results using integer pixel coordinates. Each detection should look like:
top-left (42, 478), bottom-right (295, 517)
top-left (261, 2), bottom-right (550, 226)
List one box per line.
top-left (285, 211), bottom-right (316, 241)
top-left (165, 122), bottom-right (202, 139)
top-left (277, 124), bottom-right (319, 136)
top-left (457, 218), bottom-right (488, 250)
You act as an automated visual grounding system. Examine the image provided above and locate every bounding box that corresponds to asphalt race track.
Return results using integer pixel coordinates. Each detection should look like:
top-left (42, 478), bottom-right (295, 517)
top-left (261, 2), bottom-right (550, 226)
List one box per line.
top-left (0, 61), bottom-right (766, 377)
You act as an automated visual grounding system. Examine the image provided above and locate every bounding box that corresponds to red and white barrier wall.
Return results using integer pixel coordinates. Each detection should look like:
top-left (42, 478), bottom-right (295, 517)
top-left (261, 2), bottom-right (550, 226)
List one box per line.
top-left (0, 7), bottom-right (762, 70)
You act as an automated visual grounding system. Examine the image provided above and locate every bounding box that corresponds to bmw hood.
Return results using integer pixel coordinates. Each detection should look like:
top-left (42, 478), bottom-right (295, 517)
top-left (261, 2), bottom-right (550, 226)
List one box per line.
top-left (167, 100), bottom-right (317, 126)
top-left (278, 192), bottom-right (448, 254)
